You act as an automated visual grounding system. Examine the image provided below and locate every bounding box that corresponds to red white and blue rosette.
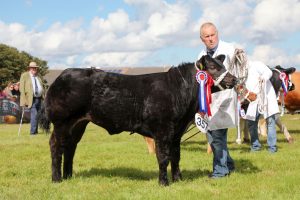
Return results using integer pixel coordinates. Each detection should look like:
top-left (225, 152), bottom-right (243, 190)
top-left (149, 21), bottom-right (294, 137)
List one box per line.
top-left (196, 70), bottom-right (209, 114)
top-left (279, 72), bottom-right (288, 96)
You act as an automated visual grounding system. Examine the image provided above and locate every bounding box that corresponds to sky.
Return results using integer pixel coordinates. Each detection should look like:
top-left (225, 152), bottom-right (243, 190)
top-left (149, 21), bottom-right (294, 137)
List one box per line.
top-left (0, 0), bottom-right (300, 70)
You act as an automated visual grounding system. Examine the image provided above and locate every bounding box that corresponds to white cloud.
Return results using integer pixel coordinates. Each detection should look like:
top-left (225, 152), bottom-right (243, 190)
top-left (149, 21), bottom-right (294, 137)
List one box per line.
top-left (66, 55), bottom-right (77, 65)
top-left (197, 0), bottom-right (252, 37)
top-left (250, 45), bottom-right (300, 67)
top-left (146, 3), bottom-right (189, 36)
top-left (90, 9), bottom-right (130, 34)
top-left (0, 21), bottom-right (31, 49)
top-left (249, 0), bottom-right (300, 43)
top-left (31, 21), bottom-right (85, 57)
top-left (0, 0), bottom-right (300, 70)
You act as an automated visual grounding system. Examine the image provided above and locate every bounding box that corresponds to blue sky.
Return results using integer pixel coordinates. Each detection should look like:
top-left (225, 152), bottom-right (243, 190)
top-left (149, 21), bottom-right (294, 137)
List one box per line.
top-left (0, 0), bottom-right (300, 70)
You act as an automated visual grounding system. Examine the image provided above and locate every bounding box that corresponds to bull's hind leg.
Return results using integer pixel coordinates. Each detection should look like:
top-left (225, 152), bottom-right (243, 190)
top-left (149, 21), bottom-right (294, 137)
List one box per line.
top-left (63, 120), bottom-right (89, 179)
top-left (170, 138), bottom-right (182, 182)
top-left (155, 139), bottom-right (170, 186)
top-left (50, 129), bottom-right (63, 182)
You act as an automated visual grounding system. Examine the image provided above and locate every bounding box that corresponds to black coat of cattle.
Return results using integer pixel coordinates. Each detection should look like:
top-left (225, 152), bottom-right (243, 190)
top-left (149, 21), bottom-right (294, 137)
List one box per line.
top-left (39, 55), bottom-right (237, 186)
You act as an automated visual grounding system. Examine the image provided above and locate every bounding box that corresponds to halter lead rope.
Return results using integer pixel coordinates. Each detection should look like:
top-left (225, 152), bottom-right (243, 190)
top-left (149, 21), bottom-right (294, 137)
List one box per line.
top-left (229, 49), bottom-right (248, 86)
top-left (257, 78), bottom-right (267, 114)
top-left (213, 70), bottom-right (228, 90)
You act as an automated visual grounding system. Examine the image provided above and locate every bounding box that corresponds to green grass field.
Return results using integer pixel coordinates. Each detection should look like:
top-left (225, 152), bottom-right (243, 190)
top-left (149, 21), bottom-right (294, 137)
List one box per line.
top-left (0, 114), bottom-right (300, 200)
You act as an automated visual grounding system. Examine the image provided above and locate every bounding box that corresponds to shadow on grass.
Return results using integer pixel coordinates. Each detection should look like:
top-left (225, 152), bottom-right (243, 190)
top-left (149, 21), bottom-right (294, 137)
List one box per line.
top-left (234, 158), bottom-right (261, 174)
top-left (229, 145), bottom-right (251, 152)
top-left (180, 140), bottom-right (210, 152)
top-left (181, 140), bottom-right (207, 146)
top-left (76, 158), bottom-right (260, 182)
top-left (76, 167), bottom-right (157, 180)
top-left (76, 167), bottom-right (215, 182)
top-left (286, 130), bottom-right (300, 134)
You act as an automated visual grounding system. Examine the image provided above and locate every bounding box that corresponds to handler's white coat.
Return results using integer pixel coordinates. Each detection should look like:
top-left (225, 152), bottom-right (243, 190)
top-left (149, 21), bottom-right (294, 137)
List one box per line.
top-left (198, 40), bottom-right (238, 130)
top-left (244, 61), bottom-right (279, 121)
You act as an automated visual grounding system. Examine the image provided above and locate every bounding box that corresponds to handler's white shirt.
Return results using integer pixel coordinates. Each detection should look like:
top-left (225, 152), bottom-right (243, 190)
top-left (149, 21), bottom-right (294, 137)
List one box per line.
top-left (30, 73), bottom-right (43, 97)
top-left (197, 40), bottom-right (237, 130)
top-left (244, 61), bottom-right (279, 120)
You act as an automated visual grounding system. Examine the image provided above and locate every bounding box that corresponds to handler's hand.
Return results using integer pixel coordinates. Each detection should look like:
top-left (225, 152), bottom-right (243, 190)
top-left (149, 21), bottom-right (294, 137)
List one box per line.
top-left (247, 92), bottom-right (257, 102)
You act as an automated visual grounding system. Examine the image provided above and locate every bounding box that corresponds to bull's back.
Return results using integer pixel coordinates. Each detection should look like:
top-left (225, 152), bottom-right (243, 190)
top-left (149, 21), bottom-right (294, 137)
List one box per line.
top-left (45, 68), bottom-right (94, 122)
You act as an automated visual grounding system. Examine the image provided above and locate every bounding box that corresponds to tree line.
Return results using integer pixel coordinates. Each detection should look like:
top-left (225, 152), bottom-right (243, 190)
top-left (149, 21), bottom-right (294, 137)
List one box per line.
top-left (0, 43), bottom-right (48, 90)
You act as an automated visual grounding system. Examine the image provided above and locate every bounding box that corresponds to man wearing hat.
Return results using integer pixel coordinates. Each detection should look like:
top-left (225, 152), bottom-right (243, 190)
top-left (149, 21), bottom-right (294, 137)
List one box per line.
top-left (20, 61), bottom-right (45, 135)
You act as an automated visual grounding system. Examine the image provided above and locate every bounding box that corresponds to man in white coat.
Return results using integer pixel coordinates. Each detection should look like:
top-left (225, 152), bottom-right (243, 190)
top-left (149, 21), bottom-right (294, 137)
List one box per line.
top-left (244, 61), bottom-right (279, 153)
top-left (198, 22), bottom-right (237, 178)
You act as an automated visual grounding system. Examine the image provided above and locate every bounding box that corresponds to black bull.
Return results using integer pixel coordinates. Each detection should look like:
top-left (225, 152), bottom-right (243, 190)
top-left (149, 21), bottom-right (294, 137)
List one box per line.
top-left (39, 55), bottom-right (236, 186)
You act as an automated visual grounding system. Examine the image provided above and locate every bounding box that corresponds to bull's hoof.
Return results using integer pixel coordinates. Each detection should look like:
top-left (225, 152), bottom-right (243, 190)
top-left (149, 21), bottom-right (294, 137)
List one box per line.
top-left (63, 174), bottom-right (72, 179)
top-left (52, 177), bottom-right (62, 183)
top-left (159, 179), bottom-right (169, 186)
top-left (172, 173), bottom-right (182, 182)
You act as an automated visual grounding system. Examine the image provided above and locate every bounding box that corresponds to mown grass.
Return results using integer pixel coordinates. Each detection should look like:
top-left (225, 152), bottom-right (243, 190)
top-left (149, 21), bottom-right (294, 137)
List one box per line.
top-left (0, 114), bottom-right (300, 200)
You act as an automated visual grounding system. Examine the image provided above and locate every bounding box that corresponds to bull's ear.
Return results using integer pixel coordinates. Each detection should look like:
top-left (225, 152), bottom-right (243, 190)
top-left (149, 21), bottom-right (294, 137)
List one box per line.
top-left (215, 54), bottom-right (226, 63)
top-left (196, 56), bottom-right (205, 70)
top-left (291, 67), bottom-right (296, 73)
top-left (286, 67), bottom-right (296, 74)
top-left (275, 65), bottom-right (296, 74)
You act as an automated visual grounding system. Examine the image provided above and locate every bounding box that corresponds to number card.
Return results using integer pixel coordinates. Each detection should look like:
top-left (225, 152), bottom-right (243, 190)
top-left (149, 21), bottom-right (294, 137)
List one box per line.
top-left (195, 113), bottom-right (208, 133)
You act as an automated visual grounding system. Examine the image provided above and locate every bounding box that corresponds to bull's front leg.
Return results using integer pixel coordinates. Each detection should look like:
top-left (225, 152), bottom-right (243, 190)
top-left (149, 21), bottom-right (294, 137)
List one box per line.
top-left (170, 138), bottom-right (182, 182)
top-left (50, 132), bottom-right (63, 182)
top-left (155, 140), bottom-right (170, 186)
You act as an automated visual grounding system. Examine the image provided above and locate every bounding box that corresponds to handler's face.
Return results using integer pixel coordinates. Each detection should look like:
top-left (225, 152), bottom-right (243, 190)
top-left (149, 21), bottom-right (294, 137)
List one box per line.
top-left (200, 26), bottom-right (219, 50)
top-left (29, 67), bottom-right (38, 76)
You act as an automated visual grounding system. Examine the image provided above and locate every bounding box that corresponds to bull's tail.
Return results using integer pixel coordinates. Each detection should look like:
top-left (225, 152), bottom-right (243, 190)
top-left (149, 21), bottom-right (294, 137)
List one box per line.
top-left (38, 102), bottom-right (51, 133)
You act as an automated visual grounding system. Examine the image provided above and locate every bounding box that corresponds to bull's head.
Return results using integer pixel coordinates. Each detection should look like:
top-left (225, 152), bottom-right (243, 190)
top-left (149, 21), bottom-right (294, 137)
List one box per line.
top-left (196, 55), bottom-right (237, 90)
top-left (274, 65), bottom-right (296, 92)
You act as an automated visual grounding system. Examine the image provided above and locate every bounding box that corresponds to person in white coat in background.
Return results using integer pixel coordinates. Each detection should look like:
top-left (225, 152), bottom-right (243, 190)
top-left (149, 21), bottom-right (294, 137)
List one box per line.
top-left (197, 22), bottom-right (237, 178)
top-left (244, 60), bottom-right (279, 153)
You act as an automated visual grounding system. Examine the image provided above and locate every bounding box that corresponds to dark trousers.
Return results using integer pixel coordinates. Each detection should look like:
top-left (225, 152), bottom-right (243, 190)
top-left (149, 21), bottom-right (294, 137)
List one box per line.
top-left (207, 128), bottom-right (235, 177)
top-left (30, 97), bottom-right (42, 134)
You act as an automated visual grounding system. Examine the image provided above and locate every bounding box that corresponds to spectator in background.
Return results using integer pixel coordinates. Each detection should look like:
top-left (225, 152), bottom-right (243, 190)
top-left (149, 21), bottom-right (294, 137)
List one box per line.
top-left (3, 82), bottom-right (14, 99)
top-left (20, 61), bottom-right (45, 135)
top-left (12, 82), bottom-right (20, 97)
top-left (0, 86), bottom-right (5, 98)
top-left (12, 82), bottom-right (21, 103)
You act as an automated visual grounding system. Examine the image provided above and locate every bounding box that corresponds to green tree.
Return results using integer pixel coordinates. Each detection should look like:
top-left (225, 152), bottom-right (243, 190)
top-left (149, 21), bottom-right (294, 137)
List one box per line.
top-left (0, 43), bottom-right (48, 90)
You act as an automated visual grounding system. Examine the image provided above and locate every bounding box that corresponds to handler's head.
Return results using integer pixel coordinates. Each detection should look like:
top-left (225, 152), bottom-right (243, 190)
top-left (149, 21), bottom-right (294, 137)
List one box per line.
top-left (200, 22), bottom-right (219, 50)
